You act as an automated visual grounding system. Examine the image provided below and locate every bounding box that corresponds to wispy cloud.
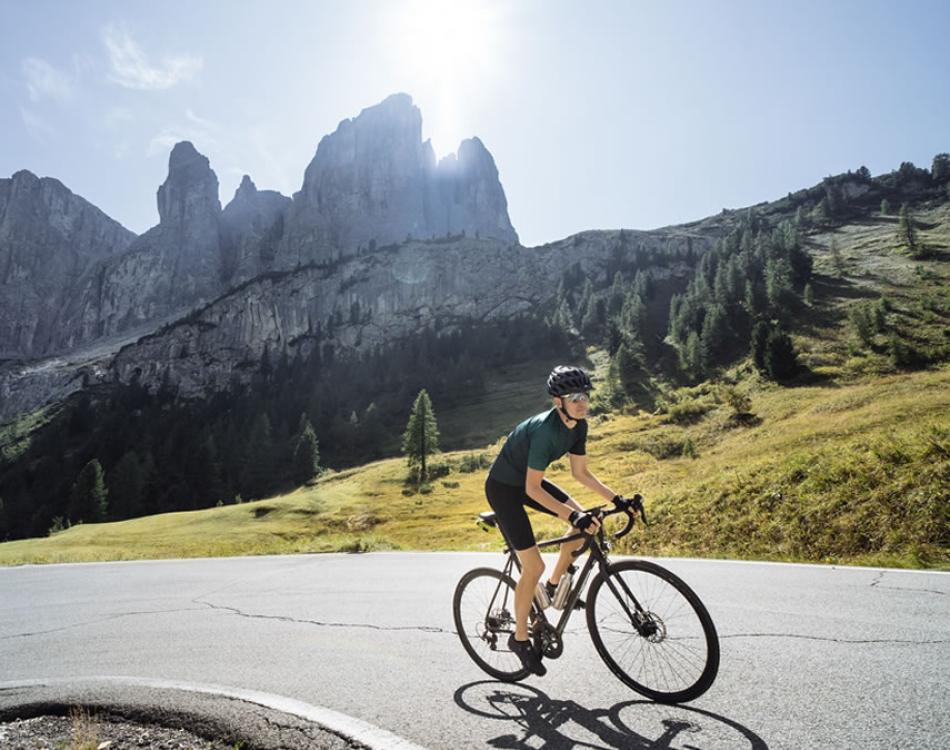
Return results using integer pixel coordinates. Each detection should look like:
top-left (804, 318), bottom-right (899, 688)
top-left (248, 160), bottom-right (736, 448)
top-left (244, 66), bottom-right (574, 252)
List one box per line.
top-left (19, 106), bottom-right (56, 142)
top-left (147, 112), bottom-right (218, 157)
top-left (102, 23), bottom-right (202, 90)
top-left (22, 57), bottom-right (75, 102)
top-left (185, 108), bottom-right (216, 130)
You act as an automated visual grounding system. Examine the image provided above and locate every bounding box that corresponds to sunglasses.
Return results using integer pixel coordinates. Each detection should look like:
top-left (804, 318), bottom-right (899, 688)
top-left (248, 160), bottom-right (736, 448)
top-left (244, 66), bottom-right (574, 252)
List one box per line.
top-left (563, 392), bottom-right (590, 403)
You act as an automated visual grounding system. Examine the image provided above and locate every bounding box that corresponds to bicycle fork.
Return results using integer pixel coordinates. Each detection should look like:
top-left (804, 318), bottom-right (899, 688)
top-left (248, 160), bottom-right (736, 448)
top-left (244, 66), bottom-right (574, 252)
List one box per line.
top-left (591, 546), bottom-right (661, 639)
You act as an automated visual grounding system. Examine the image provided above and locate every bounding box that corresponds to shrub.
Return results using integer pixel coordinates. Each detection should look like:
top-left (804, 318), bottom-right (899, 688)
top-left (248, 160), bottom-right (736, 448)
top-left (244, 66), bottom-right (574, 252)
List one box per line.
top-left (428, 461), bottom-right (451, 480)
top-left (720, 385), bottom-right (752, 416)
top-left (459, 453), bottom-right (491, 473)
top-left (682, 438), bottom-right (698, 459)
top-left (665, 399), bottom-right (714, 425)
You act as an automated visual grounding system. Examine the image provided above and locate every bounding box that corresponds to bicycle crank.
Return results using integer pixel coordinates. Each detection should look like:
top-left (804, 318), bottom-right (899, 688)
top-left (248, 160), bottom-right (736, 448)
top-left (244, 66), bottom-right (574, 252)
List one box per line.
top-left (532, 621), bottom-right (563, 659)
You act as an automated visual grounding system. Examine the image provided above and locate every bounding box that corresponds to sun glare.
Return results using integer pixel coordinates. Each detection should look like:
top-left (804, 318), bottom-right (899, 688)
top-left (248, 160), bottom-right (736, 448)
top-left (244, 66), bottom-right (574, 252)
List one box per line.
top-left (385, 0), bottom-right (508, 158)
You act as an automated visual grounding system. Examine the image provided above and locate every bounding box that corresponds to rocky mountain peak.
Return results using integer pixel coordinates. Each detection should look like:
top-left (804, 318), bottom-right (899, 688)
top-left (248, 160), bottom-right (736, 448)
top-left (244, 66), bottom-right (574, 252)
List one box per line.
top-left (284, 93), bottom-right (518, 261)
top-left (10, 168), bottom-right (40, 186)
top-left (157, 141), bottom-right (221, 226)
top-left (0, 169), bottom-right (136, 358)
top-left (236, 174), bottom-right (257, 196)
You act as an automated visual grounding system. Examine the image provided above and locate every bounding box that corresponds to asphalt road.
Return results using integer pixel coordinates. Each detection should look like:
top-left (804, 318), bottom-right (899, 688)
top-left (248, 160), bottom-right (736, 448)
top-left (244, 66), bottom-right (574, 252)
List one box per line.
top-left (1, 552), bottom-right (948, 749)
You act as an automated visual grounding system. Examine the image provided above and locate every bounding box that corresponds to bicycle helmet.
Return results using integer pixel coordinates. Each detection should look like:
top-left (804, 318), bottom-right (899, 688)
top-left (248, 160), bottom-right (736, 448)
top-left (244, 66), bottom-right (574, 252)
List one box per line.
top-left (546, 365), bottom-right (593, 397)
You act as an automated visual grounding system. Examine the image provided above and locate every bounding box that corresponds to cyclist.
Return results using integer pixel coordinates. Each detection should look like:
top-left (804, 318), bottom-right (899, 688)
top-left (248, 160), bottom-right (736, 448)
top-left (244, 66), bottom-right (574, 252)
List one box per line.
top-left (484, 365), bottom-right (625, 676)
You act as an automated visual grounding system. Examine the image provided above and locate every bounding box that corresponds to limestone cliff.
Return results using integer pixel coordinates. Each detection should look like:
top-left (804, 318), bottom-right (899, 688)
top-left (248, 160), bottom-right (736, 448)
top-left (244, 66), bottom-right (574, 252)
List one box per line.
top-left (281, 93), bottom-right (518, 264)
top-left (0, 170), bottom-right (136, 358)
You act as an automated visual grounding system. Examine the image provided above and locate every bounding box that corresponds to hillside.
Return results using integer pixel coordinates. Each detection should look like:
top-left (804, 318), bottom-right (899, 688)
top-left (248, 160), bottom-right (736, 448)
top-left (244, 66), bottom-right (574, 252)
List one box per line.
top-left (0, 365), bottom-right (945, 568)
top-left (1, 169), bottom-right (948, 567)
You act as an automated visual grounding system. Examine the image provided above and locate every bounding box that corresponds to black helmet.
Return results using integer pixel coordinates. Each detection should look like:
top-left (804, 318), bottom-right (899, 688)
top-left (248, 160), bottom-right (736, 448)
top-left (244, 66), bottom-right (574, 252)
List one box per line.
top-left (546, 365), bottom-right (593, 396)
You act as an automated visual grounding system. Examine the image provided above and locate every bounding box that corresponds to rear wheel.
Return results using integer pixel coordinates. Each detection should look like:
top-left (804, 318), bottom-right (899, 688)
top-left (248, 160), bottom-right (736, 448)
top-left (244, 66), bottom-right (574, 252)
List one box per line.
top-left (586, 560), bottom-right (719, 703)
top-left (453, 567), bottom-right (531, 682)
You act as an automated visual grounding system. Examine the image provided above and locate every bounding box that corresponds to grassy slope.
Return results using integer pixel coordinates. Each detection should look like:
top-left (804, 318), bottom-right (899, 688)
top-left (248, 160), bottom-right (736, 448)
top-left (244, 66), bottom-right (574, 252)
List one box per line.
top-left (1, 204), bottom-right (948, 568)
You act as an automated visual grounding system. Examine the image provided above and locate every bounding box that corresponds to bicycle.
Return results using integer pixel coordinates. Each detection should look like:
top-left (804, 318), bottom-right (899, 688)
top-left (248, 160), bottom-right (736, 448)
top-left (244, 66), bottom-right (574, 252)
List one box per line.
top-left (453, 496), bottom-right (720, 704)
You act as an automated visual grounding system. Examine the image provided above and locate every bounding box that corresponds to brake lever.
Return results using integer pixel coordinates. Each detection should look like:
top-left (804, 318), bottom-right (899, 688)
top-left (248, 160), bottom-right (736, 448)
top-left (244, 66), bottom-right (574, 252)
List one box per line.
top-left (631, 494), bottom-right (648, 526)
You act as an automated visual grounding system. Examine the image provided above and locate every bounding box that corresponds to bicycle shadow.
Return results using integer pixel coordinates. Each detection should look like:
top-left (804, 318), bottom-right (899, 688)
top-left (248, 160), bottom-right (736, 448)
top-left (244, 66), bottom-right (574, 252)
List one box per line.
top-left (453, 681), bottom-right (769, 750)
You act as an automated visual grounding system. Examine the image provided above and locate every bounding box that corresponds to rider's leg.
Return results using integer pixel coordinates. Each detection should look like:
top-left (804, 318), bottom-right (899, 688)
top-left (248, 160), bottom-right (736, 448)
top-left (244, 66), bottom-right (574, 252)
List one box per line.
top-left (549, 531), bottom-right (584, 585)
top-left (513, 545), bottom-right (545, 641)
top-left (535, 478), bottom-right (583, 587)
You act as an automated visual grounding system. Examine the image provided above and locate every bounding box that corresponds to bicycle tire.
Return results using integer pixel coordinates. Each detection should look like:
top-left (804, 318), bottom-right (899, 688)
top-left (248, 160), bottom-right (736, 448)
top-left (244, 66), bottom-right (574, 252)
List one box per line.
top-left (453, 567), bottom-right (531, 682)
top-left (586, 559), bottom-right (719, 703)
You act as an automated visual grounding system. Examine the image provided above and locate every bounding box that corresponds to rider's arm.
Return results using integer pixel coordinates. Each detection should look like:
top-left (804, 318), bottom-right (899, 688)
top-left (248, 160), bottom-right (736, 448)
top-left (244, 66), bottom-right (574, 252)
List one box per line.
top-left (525, 468), bottom-right (583, 519)
top-left (569, 453), bottom-right (619, 502)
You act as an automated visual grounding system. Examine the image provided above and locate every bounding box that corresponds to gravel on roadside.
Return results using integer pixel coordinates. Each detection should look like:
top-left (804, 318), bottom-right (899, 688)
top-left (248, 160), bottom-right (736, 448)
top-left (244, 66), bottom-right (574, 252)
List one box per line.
top-left (0, 713), bottom-right (239, 750)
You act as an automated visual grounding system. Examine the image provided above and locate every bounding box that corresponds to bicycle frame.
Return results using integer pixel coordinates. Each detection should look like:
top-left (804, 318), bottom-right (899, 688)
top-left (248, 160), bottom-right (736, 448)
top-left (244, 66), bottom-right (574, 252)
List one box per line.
top-left (496, 527), bottom-right (609, 638)
top-left (493, 511), bottom-right (652, 638)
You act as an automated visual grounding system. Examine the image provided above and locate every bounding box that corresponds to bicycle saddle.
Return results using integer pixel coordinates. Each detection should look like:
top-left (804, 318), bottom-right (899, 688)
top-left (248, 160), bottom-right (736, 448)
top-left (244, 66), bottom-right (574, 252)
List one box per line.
top-left (479, 512), bottom-right (498, 527)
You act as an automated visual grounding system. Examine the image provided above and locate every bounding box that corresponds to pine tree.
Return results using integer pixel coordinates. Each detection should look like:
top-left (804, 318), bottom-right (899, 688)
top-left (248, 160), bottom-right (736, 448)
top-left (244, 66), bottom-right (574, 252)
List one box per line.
top-left (615, 341), bottom-right (647, 402)
top-left (880, 198), bottom-right (891, 215)
top-left (682, 331), bottom-right (705, 380)
top-left (765, 258), bottom-right (794, 311)
top-left (291, 415), bottom-right (320, 485)
top-left (898, 203), bottom-right (918, 252)
top-left (196, 435), bottom-right (225, 504)
top-left (830, 238), bottom-right (845, 277)
top-left (700, 303), bottom-right (730, 367)
top-left (620, 291), bottom-right (646, 343)
top-left (932, 153), bottom-right (950, 183)
top-left (764, 328), bottom-right (798, 381)
top-left (608, 271), bottom-right (625, 317)
top-left (242, 412), bottom-right (275, 498)
top-left (804, 283), bottom-right (815, 307)
top-left (873, 298), bottom-right (888, 333)
top-left (553, 297), bottom-right (574, 330)
top-left (68, 459), bottom-right (108, 523)
top-left (108, 451), bottom-right (144, 519)
top-left (744, 280), bottom-right (764, 316)
top-left (579, 292), bottom-right (598, 336)
top-left (577, 279), bottom-right (593, 320)
top-left (401, 389), bottom-right (440, 482)
top-left (849, 303), bottom-right (875, 346)
top-left (751, 320), bottom-right (771, 373)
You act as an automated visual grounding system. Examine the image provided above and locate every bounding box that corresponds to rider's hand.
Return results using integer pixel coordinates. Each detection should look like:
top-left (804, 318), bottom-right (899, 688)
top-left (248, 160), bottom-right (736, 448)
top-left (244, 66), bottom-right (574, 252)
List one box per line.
top-left (568, 509), bottom-right (602, 534)
top-left (612, 494), bottom-right (642, 516)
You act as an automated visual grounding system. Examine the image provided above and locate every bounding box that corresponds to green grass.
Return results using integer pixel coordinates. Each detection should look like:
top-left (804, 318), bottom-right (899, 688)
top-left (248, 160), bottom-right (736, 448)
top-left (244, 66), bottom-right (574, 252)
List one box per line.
top-left (1, 366), bottom-right (946, 568)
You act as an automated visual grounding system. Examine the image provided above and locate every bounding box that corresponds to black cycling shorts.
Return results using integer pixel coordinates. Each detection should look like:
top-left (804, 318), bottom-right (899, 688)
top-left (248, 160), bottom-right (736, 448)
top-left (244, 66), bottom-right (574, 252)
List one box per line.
top-left (484, 475), bottom-right (571, 551)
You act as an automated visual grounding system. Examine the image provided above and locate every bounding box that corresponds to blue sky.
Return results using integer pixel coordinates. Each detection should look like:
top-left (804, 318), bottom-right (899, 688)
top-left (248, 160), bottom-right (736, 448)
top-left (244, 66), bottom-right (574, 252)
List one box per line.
top-left (2, 0), bottom-right (949, 247)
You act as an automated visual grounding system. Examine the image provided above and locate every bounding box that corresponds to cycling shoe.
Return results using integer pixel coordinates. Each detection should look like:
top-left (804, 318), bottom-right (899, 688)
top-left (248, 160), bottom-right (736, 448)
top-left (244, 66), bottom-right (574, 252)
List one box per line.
top-left (507, 633), bottom-right (547, 676)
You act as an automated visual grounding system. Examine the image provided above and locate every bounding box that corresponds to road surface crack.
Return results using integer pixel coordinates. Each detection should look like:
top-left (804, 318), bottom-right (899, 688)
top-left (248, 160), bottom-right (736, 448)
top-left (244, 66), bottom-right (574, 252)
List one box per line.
top-left (193, 596), bottom-right (455, 635)
top-left (719, 632), bottom-right (950, 645)
top-left (0, 607), bottom-right (208, 640)
top-left (869, 571), bottom-right (947, 596)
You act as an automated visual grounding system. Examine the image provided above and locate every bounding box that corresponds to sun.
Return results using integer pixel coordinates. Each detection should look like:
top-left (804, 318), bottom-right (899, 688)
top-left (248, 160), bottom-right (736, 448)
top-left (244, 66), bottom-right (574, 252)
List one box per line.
top-left (384, 0), bottom-right (509, 157)
top-left (393, 0), bottom-right (496, 80)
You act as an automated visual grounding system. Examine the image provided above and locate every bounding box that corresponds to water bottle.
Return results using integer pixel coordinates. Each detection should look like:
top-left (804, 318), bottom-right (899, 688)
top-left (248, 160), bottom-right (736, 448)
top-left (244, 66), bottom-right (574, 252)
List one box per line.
top-left (551, 565), bottom-right (577, 610)
top-left (534, 582), bottom-right (552, 609)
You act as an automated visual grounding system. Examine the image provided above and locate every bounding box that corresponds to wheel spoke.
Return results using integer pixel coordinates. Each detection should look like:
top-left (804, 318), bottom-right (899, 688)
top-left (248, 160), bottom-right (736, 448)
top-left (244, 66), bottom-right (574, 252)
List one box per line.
top-left (587, 561), bottom-right (718, 702)
top-left (454, 568), bottom-right (529, 680)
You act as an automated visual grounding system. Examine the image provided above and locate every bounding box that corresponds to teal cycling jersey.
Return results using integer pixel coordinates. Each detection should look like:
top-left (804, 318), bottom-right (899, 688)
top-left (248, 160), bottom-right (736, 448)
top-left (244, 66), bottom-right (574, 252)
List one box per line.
top-left (488, 408), bottom-right (587, 487)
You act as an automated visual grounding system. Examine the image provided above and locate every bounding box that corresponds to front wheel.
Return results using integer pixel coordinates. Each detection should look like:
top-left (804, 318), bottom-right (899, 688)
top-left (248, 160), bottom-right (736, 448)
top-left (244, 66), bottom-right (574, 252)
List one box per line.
top-left (453, 567), bottom-right (531, 682)
top-left (586, 560), bottom-right (719, 703)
